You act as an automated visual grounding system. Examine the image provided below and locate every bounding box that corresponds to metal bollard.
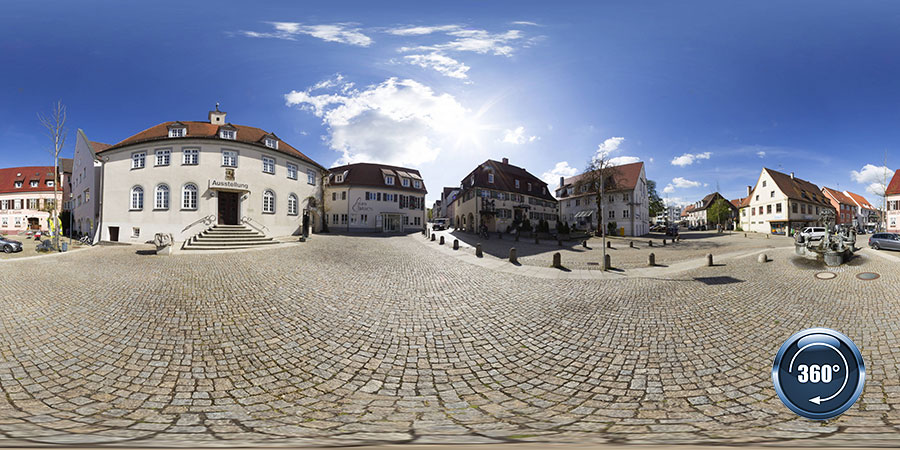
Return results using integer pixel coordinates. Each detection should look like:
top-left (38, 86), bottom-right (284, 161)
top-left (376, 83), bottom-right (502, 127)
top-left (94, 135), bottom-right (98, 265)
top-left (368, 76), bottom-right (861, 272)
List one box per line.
top-left (649, 252), bottom-right (656, 266)
top-left (431, 234), bottom-right (436, 241)
top-left (707, 253), bottom-right (714, 266)
top-left (476, 243), bottom-right (483, 257)
top-left (453, 239), bottom-right (459, 250)
top-left (509, 247), bottom-right (518, 264)
top-left (552, 252), bottom-right (561, 268)
top-left (604, 254), bottom-right (611, 270)
top-left (439, 236), bottom-right (445, 245)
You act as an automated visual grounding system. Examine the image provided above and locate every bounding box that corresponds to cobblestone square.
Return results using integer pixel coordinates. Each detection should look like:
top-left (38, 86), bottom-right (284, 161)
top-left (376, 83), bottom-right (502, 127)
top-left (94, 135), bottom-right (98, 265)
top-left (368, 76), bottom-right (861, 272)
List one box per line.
top-left (1, 233), bottom-right (899, 447)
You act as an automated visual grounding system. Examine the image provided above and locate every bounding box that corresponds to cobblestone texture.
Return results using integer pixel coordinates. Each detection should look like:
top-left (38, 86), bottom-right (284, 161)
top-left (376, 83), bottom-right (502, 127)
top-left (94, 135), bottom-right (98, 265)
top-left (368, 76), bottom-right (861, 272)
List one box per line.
top-left (0, 233), bottom-right (898, 447)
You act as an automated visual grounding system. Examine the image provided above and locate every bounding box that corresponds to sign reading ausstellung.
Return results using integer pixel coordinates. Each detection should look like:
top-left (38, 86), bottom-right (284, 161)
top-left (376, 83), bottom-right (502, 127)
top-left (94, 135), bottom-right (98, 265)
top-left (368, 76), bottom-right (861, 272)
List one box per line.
top-left (209, 180), bottom-right (250, 191)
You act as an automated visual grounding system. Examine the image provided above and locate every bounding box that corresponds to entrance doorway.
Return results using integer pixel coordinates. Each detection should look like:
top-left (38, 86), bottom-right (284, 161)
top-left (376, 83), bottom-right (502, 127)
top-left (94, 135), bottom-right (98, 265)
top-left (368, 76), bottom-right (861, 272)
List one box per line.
top-left (27, 218), bottom-right (39, 230)
top-left (382, 214), bottom-right (400, 232)
top-left (218, 192), bottom-right (240, 225)
top-left (108, 226), bottom-right (119, 242)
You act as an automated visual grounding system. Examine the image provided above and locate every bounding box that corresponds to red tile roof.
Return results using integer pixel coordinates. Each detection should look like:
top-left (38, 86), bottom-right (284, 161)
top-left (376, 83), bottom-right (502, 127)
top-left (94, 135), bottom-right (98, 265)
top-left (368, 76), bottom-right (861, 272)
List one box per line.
top-left (764, 168), bottom-right (832, 207)
top-left (90, 141), bottom-right (112, 153)
top-left (557, 161), bottom-right (644, 199)
top-left (99, 121), bottom-right (323, 169)
top-left (730, 198), bottom-right (743, 209)
top-left (328, 163), bottom-right (427, 194)
top-left (462, 159), bottom-right (557, 202)
top-left (0, 166), bottom-right (57, 194)
top-left (822, 187), bottom-right (855, 206)
top-left (887, 169), bottom-right (900, 196)
top-left (681, 204), bottom-right (695, 216)
top-left (843, 191), bottom-right (874, 210)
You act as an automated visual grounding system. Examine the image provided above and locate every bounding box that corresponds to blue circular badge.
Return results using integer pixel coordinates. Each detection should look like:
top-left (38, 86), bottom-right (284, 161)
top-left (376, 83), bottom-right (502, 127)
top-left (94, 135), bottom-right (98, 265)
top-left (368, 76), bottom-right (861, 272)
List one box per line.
top-left (772, 328), bottom-right (865, 420)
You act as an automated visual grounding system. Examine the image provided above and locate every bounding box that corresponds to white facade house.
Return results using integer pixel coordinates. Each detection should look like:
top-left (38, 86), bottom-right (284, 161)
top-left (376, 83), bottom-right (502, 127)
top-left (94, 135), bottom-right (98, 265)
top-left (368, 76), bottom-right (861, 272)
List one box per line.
top-left (741, 168), bottom-right (834, 235)
top-left (0, 166), bottom-right (63, 234)
top-left (70, 129), bottom-right (108, 242)
top-left (887, 170), bottom-right (900, 233)
top-left (655, 205), bottom-right (681, 224)
top-left (94, 108), bottom-right (325, 244)
top-left (842, 191), bottom-right (879, 231)
top-left (557, 161), bottom-right (648, 236)
top-left (324, 163), bottom-right (427, 233)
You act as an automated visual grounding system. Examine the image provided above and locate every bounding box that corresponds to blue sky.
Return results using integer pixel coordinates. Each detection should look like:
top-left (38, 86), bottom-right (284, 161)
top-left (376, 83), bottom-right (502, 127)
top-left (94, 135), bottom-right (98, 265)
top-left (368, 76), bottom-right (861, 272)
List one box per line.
top-left (1, 0), bottom-right (898, 206)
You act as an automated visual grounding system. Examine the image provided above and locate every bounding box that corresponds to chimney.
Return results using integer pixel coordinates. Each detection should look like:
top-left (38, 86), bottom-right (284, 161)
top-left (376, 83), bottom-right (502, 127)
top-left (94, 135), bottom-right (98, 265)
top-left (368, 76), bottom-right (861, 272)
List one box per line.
top-left (746, 185), bottom-right (751, 197)
top-left (502, 157), bottom-right (509, 165)
top-left (790, 172), bottom-right (794, 179)
top-left (209, 103), bottom-right (227, 124)
top-left (559, 176), bottom-right (565, 189)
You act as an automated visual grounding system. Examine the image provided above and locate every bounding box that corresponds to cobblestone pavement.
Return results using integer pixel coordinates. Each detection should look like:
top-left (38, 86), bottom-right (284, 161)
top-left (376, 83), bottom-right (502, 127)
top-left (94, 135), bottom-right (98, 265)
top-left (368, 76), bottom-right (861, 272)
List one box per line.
top-left (1, 233), bottom-right (899, 447)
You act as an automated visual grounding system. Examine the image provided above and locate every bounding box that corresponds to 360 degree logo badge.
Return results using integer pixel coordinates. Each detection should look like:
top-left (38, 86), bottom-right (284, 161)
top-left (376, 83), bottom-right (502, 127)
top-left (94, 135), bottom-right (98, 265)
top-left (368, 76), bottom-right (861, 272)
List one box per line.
top-left (772, 328), bottom-right (865, 420)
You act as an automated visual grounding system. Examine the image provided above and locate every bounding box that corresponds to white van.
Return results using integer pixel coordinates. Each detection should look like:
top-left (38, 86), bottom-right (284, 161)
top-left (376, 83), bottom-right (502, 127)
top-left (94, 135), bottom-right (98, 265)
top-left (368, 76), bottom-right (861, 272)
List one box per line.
top-left (800, 227), bottom-right (826, 240)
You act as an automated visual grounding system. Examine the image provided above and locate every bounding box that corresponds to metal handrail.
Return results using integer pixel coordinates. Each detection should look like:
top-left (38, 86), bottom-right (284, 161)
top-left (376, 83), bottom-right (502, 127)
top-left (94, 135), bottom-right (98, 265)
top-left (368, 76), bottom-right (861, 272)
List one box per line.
top-left (181, 214), bottom-right (216, 232)
top-left (241, 215), bottom-right (269, 234)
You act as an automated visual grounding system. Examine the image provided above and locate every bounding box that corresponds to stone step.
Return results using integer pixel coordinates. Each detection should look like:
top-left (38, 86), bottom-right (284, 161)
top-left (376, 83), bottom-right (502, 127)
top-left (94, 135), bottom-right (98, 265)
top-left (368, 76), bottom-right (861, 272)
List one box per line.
top-left (183, 224), bottom-right (276, 251)
top-left (186, 240), bottom-right (278, 247)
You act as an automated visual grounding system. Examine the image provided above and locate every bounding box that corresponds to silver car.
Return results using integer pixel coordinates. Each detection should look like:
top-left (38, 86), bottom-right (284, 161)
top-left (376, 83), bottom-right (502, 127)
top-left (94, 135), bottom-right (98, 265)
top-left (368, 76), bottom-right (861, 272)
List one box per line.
top-left (869, 233), bottom-right (900, 251)
top-left (1, 236), bottom-right (23, 253)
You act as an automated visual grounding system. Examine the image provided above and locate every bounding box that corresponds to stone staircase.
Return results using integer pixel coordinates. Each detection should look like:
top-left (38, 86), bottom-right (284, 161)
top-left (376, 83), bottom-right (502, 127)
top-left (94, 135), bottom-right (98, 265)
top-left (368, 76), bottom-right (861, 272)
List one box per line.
top-left (182, 224), bottom-right (277, 250)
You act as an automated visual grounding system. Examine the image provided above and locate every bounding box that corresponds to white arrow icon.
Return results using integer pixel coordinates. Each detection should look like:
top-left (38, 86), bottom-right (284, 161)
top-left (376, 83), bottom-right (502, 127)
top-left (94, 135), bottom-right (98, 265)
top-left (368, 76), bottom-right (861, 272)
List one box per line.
top-left (787, 342), bottom-right (849, 405)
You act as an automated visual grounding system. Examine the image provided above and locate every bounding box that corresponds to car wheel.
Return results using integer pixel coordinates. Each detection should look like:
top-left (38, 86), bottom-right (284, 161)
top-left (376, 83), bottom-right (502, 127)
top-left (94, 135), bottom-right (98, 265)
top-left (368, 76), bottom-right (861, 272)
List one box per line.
top-left (873, 243), bottom-right (880, 250)
top-left (3, 245), bottom-right (11, 253)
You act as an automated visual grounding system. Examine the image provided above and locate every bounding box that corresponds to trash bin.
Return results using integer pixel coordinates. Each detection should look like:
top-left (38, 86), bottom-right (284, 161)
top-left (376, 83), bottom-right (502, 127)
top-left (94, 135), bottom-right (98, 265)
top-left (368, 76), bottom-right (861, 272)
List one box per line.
top-left (61, 242), bottom-right (68, 252)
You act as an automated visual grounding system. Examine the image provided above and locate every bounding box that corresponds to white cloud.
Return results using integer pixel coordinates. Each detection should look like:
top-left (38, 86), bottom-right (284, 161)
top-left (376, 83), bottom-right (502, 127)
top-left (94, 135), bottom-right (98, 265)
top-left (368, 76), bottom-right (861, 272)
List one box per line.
top-left (608, 156), bottom-right (640, 166)
top-left (501, 126), bottom-right (538, 144)
top-left (662, 177), bottom-right (702, 194)
top-left (541, 161), bottom-right (578, 189)
top-left (243, 22), bottom-right (372, 46)
top-left (403, 52), bottom-right (470, 79)
top-left (756, 151), bottom-right (766, 158)
top-left (285, 77), bottom-right (471, 167)
top-left (511, 21), bottom-right (540, 26)
top-left (400, 29), bottom-right (526, 57)
top-left (595, 137), bottom-right (625, 158)
top-left (851, 164), bottom-right (894, 196)
top-left (670, 151), bottom-right (712, 167)
top-left (387, 25), bottom-right (461, 35)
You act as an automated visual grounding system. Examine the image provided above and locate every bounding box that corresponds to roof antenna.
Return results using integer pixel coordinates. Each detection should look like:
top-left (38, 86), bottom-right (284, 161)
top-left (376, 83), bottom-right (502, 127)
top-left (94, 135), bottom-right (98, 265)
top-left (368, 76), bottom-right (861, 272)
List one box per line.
top-left (215, 102), bottom-right (220, 112)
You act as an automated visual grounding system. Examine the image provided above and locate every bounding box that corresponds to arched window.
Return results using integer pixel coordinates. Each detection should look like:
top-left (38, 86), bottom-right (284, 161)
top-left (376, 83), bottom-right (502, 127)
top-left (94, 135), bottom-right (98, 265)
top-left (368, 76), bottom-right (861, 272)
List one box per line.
top-left (130, 186), bottom-right (144, 210)
top-left (287, 194), bottom-right (298, 216)
top-left (182, 184), bottom-right (198, 210)
top-left (263, 190), bottom-right (275, 214)
top-left (155, 184), bottom-right (169, 210)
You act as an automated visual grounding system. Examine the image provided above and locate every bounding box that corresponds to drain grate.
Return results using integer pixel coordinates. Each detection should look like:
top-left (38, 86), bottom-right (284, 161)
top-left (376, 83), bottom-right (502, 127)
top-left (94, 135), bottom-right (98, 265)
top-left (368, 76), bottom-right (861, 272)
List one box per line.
top-left (815, 272), bottom-right (837, 280)
top-left (586, 262), bottom-right (599, 266)
top-left (856, 272), bottom-right (880, 281)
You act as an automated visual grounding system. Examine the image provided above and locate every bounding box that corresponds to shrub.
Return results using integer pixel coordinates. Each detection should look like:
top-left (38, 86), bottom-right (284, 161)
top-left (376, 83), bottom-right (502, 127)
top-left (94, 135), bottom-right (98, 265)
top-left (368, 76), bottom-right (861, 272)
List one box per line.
top-left (607, 221), bottom-right (618, 236)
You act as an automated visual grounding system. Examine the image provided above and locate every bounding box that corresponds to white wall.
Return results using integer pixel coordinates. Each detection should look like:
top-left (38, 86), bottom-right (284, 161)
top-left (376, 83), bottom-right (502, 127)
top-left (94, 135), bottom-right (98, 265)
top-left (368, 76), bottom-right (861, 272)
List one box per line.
top-left (323, 186), bottom-right (426, 232)
top-left (71, 130), bottom-right (103, 242)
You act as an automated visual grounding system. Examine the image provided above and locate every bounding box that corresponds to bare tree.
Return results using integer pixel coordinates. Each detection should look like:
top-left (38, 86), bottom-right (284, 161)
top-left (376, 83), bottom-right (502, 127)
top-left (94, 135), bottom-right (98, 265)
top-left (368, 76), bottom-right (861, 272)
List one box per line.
top-left (38, 101), bottom-right (67, 251)
top-left (583, 153), bottom-right (620, 270)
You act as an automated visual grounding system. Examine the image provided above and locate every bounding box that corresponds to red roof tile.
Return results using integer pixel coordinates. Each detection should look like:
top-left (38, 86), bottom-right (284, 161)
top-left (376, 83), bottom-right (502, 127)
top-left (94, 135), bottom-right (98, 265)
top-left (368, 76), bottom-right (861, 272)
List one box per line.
top-left (557, 161), bottom-right (644, 199)
top-left (327, 163), bottom-right (427, 194)
top-left (462, 159), bottom-right (557, 202)
top-left (843, 191), bottom-right (874, 210)
top-left (822, 186), bottom-right (855, 206)
top-left (887, 169), bottom-right (900, 196)
top-left (764, 168), bottom-right (832, 207)
top-left (0, 166), bottom-right (57, 194)
top-left (99, 121), bottom-right (323, 169)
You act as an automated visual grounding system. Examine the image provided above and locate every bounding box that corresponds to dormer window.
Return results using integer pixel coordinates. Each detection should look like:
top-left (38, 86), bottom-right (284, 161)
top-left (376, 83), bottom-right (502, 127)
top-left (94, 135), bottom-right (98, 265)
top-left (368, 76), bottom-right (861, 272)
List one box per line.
top-left (264, 138), bottom-right (278, 149)
top-left (335, 174), bottom-right (344, 183)
top-left (220, 129), bottom-right (236, 140)
top-left (515, 179), bottom-right (520, 189)
top-left (385, 175), bottom-right (395, 185)
top-left (14, 181), bottom-right (23, 188)
top-left (488, 173), bottom-right (494, 184)
top-left (402, 178), bottom-right (410, 187)
top-left (527, 182), bottom-right (532, 192)
top-left (414, 180), bottom-right (421, 189)
top-left (30, 180), bottom-right (38, 188)
top-left (47, 180), bottom-right (54, 187)
top-left (168, 128), bottom-right (186, 138)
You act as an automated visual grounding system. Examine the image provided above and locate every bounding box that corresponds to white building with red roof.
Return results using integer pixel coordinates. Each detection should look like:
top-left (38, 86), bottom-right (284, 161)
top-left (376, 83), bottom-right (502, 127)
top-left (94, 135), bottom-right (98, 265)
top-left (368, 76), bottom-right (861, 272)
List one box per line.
top-left (81, 107), bottom-right (326, 246)
top-left (886, 169), bottom-right (900, 233)
top-left (841, 190), bottom-right (879, 231)
top-left (0, 166), bottom-right (64, 234)
top-left (556, 161), bottom-right (648, 236)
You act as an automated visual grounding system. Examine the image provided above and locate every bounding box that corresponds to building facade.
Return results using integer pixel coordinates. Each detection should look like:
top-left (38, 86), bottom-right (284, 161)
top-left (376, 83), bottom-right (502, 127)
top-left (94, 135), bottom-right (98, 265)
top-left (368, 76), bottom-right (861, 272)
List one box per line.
top-left (843, 191), bottom-right (879, 231)
top-left (70, 130), bottom-right (110, 241)
top-left (0, 166), bottom-right (63, 234)
top-left (887, 169), bottom-right (900, 233)
top-left (93, 108), bottom-right (324, 244)
top-left (440, 187), bottom-right (459, 226)
top-left (684, 192), bottom-right (736, 229)
top-left (453, 158), bottom-right (557, 233)
top-left (821, 187), bottom-right (857, 227)
top-left (324, 163), bottom-right (427, 233)
top-left (654, 205), bottom-right (681, 225)
top-left (556, 161), bottom-right (648, 236)
top-left (741, 168), bottom-right (834, 234)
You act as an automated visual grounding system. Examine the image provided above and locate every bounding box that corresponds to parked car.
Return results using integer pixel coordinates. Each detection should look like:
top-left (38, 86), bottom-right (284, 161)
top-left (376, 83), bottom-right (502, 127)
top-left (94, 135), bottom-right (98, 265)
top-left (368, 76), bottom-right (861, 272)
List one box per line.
top-left (1, 236), bottom-right (23, 253)
top-left (432, 218), bottom-right (449, 231)
top-left (799, 227), bottom-right (827, 241)
top-left (665, 225), bottom-right (679, 236)
top-left (869, 233), bottom-right (900, 251)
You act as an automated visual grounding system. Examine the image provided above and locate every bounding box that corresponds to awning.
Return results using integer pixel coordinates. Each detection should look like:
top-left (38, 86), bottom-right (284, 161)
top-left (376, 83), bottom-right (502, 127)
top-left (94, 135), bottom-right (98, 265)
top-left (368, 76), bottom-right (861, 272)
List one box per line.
top-left (574, 210), bottom-right (594, 218)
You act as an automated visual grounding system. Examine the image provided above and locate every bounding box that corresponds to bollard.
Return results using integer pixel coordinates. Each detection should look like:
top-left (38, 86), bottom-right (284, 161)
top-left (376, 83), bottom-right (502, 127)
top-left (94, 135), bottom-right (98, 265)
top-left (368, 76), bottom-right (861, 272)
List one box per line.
top-left (476, 243), bottom-right (483, 257)
top-left (766, 234), bottom-right (770, 239)
top-left (663, 239), bottom-right (667, 246)
top-left (648, 240), bottom-right (653, 247)
top-left (606, 241), bottom-right (611, 248)
top-left (439, 236), bottom-right (445, 245)
top-left (604, 254), bottom-right (611, 270)
top-left (431, 234), bottom-right (436, 241)
top-left (509, 247), bottom-right (518, 264)
top-left (583, 240), bottom-right (589, 248)
top-left (629, 241), bottom-right (634, 248)
top-left (648, 252), bottom-right (656, 266)
top-left (552, 252), bottom-right (562, 268)
top-left (758, 253), bottom-right (768, 263)
top-left (707, 253), bottom-right (714, 266)
top-left (744, 233), bottom-right (747, 238)
top-left (453, 239), bottom-right (459, 250)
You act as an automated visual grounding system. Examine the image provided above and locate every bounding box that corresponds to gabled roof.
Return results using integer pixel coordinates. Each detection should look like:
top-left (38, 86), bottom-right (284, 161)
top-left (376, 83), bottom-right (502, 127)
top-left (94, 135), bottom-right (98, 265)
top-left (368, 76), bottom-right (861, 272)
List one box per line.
top-left (730, 198), bottom-right (745, 209)
top-left (843, 191), bottom-right (874, 210)
top-left (681, 204), bottom-right (695, 216)
top-left (461, 159), bottom-right (556, 202)
top-left (887, 169), bottom-right (900, 196)
top-left (0, 166), bottom-right (57, 194)
top-left (90, 141), bottom-right (111, 153)
top-left (763, 168), bottom-right (832, 207)
top-left (557, 161), bottom-right (644, 199)
top-left (327, 162), bottom-right (427, 194)
top-left (99, 121), bottom-right (324, 169)
top-left (821, 187), bottom-right (855, 206)
top-left (691, 192), bottom-right (735, 212)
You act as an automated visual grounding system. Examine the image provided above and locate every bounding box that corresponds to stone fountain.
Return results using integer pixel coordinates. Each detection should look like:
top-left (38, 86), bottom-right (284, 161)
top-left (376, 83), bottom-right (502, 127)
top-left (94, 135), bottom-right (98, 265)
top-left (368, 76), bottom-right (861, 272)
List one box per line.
top-left (794, 209), bottom-right (857, 266)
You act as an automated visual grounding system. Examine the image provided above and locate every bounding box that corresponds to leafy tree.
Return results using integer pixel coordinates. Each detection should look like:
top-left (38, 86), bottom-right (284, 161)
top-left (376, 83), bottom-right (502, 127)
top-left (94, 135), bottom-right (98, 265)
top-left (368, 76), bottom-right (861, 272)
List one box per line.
top-left (647, 180), bottom-right (664, 217)
top-left (607, 221), bottom-right (618, 236)
top-left (707, 198), bottom-right (733, 226)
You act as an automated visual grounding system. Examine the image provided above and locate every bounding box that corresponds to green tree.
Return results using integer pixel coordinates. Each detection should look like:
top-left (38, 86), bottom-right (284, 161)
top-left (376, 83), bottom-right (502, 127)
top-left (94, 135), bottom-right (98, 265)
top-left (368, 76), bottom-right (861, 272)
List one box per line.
top-left (707, 198), bottom-right (732, 227)
top-left (647, 180), bottom-right (664, 218)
